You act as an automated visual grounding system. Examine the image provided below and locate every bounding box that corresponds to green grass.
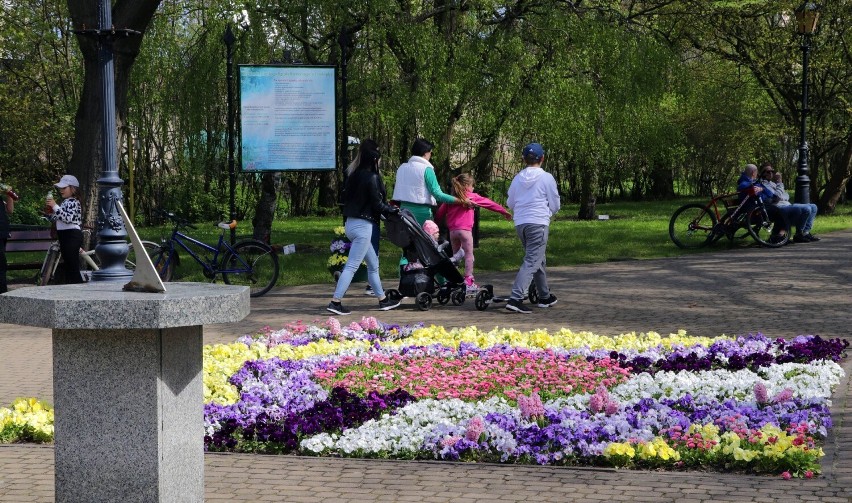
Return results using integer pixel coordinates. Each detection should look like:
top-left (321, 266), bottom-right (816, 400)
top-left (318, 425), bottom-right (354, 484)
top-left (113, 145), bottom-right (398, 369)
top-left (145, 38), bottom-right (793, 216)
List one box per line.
top-left (8, 199), bottom-right (852, 288)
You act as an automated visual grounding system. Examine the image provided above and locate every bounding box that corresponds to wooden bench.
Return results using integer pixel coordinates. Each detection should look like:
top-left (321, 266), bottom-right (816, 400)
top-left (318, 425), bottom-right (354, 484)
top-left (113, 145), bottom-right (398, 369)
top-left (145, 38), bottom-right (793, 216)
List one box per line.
top-left (5, 226), bottom-right (54, 271)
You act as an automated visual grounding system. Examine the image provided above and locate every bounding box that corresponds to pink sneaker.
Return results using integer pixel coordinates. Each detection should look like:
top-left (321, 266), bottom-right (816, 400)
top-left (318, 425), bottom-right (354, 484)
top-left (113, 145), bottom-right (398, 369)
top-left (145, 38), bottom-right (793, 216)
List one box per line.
top-left (464, 276), bottom-right (479, 295)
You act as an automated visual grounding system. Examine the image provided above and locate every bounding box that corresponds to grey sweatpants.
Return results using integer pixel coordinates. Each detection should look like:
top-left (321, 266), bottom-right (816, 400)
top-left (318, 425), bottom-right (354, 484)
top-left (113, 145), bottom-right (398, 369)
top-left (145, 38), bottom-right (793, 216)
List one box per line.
top-left (510, 223), bottom-right (551, 301)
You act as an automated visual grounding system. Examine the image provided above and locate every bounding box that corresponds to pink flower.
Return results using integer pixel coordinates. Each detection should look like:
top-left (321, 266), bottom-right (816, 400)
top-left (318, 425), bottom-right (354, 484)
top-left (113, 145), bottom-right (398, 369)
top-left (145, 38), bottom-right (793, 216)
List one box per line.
top-left (326, 317), bottom-right (342, 335)
top-left (772, 388), bottom-right (794, 404)
top-left (754, 382), bottom-right (769, 405)
top-left (440, 435), bottom-right (461, 448)
top-left (804, 470), bottom-right (813, 479)
top-left (466, 416), bottom-right (485, 441)
top-left (518, 392), bottom-right (545, 420)
top-left (781, 471), bottom-right (792, 480)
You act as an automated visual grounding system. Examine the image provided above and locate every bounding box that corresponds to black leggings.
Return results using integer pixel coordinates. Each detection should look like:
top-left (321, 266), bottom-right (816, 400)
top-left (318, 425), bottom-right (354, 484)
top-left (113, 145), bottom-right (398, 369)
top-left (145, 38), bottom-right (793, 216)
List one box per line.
top-left (57, 228), bottom-right (84, 284)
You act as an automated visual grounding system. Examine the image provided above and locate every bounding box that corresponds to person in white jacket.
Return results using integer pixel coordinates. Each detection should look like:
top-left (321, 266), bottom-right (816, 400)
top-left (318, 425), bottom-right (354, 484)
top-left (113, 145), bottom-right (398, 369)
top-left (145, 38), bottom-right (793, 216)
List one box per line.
top-left (505, 143), bottom-right (560, 313)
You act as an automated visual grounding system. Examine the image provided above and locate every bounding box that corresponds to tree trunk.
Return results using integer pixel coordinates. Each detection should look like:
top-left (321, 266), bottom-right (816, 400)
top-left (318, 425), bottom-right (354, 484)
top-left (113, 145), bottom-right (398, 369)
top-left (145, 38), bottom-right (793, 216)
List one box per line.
top-left (818, 129), bottom-right (852, 215)
top-left (252, 172), bottom-right (278, 243)
top-left (577, 163), bottom-right (597, 220)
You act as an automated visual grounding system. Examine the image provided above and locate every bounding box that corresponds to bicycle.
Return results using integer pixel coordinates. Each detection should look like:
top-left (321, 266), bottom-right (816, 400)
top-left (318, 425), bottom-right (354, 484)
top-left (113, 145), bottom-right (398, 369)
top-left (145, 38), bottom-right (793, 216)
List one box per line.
top-left (148, 210), bottom-right (280, 297)
top-left (38, 229), bottom-right (160, 286)
top-left (669, 187), bottom-right (788, 249)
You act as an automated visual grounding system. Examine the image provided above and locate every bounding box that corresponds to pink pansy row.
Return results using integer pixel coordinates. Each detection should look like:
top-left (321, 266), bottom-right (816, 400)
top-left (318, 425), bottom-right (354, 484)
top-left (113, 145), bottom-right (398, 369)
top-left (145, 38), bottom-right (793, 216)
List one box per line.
top-left (313, 350), bottom-right (630, 401)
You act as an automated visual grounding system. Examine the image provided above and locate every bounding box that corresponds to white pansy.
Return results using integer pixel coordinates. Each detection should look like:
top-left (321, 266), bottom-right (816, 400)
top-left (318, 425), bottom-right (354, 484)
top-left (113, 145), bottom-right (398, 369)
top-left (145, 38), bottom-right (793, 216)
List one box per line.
top-left (604, 361), bottom-right (843, 405)
top-left (300, 396), bottom-right (513, 456)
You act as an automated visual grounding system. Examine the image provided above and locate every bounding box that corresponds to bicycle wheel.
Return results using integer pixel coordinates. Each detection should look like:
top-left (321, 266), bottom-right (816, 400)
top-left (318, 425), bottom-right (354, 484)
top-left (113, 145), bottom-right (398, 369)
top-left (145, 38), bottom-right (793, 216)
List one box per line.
top-left (669, 203), bottom-right (718, 249)
top-left (221, 240), bottom-right (279, 297)
top-left (37, 246), bottom-right (61, 286)
top-left (125, 241), bottom-right (162, 271)
top-left (149, 245), bottom-right (176, 281)
top-left (746, 207), bottom-right (788, 248)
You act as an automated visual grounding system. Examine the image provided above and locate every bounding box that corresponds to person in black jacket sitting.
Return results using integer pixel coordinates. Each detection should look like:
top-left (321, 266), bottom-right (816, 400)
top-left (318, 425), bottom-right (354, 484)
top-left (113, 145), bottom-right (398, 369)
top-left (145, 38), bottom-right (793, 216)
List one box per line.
top-left (327, 139), bottom-right (401, 315)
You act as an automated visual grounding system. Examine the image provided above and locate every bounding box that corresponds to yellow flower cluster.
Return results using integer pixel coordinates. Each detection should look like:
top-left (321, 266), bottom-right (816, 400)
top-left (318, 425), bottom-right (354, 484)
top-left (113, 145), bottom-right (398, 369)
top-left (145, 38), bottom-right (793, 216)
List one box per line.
top-left (327, 254), bottom-right (349, 268)
top-left (636, 437), bottom-right (681, 461)
top-left (719, 425), bottom-right (823, 462)
top-left (605, 437), bottom-right (680, 462)
top-left (202, 325), bottom-right (727, 405)
top-left (603, 423), bottom-right (822, 469)
top-left (381, 325), bottom-right (727, 352)
top-left (603, 442), bottom-right (635, 458)
top-left (0, 398), bottom-right (54, 442)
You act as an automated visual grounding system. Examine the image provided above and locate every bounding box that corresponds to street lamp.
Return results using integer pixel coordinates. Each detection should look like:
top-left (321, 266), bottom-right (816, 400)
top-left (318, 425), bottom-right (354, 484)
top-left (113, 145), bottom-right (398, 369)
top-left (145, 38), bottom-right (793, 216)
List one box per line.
top-left (223, 25), bottom-right (237, 245)
top-left (793, 2), bottom-right (820, 204)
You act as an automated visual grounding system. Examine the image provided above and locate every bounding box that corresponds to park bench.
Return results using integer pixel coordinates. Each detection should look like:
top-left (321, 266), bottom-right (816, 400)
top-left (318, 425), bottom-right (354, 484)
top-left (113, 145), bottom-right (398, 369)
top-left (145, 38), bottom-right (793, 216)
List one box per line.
top-left (5, 225), bottom-right (53, 271)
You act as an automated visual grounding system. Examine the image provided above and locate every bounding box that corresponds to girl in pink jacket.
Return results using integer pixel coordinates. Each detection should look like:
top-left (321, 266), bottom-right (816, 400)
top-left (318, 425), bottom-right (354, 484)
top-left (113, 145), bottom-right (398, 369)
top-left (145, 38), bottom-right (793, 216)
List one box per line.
top-left (436, 173), bottom-right (512, 292)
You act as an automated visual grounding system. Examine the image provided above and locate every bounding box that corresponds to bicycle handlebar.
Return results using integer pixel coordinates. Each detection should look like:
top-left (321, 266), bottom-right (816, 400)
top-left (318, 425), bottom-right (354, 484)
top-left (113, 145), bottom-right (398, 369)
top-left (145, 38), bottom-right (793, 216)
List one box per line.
top-left (156, 209), bottom-right (197, 230)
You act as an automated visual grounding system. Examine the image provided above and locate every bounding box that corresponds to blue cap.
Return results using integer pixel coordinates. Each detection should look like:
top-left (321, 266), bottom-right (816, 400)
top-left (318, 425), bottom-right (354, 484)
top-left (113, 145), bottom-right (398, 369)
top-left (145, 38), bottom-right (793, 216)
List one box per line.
top-left (522, 143), bottom-right (545, 160)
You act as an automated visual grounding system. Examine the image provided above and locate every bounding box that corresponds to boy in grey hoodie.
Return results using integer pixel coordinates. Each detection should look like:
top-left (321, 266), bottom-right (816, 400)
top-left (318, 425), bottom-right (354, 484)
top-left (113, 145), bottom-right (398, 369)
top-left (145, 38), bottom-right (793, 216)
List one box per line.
top-left (505, 143), bottom-right (561, 313)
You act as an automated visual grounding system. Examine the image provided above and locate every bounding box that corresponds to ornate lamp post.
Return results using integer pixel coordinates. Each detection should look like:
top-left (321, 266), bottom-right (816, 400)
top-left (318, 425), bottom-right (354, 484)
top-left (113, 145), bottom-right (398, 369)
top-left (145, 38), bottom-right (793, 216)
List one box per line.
top-left (73, 1), bottom-right (139, 281)
top-left (793, 2), bottom-right (820, 205)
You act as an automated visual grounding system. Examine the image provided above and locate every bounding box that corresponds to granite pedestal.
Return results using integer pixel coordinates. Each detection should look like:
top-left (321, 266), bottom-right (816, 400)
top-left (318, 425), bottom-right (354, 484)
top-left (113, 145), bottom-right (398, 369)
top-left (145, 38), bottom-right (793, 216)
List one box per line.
top-left (0, 282), bottom-right (250, 503)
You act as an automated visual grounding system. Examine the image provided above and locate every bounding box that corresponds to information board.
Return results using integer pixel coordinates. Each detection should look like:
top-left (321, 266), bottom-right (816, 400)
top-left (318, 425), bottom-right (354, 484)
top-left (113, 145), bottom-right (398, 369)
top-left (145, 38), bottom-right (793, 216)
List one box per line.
top-left (239, 65), bottom-right (337, 172)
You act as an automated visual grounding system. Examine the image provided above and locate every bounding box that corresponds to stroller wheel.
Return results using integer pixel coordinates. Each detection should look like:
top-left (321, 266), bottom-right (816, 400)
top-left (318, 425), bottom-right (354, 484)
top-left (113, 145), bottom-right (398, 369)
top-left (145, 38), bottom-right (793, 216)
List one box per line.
top-left (474, 290), bottom-right (491, 311)
top-left (416, 292), bottom-right (432, 311)
top-left (527, 284), bottom-right (539, 304)
top-left (386, 289), bottom-right (402, 302)
top-left (436, 289), bottom-right (450, 305)
top-left (451, 289), bottom-right (466, 306)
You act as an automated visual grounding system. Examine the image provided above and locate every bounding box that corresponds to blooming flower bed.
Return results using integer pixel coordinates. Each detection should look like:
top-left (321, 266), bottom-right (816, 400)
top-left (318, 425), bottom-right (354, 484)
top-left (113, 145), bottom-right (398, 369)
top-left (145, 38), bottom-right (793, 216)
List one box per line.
top-left (0, 398), bottom-right (53, 443)
top-left (3, 318), bottom-right (847, 480)
top-left (202, 318), bottom-right (848, 478)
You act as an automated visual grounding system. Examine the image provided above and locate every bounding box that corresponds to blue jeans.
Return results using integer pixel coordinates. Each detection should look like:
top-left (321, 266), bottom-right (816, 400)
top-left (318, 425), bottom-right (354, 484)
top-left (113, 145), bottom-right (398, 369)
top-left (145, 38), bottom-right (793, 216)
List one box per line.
top-left (510, 224), bottom-right (551, 301)
top-left (333, 217), bottom-right (385, 301)
top-left (776, 205), bottom-right (809, 234)
top-left (790, 203), bottom-right (817, 234)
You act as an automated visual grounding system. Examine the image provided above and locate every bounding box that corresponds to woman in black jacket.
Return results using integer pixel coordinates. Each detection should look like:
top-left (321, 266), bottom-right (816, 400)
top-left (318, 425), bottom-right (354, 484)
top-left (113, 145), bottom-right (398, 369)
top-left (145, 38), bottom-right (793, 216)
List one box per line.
top-left (327, 139), bottom-right (401, 315)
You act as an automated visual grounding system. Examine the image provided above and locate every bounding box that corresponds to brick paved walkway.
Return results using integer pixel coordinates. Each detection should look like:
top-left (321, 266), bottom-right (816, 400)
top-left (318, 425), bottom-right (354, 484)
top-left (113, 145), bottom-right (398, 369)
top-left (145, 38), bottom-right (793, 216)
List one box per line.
top-left (2, 231), bottom-right (851, 502)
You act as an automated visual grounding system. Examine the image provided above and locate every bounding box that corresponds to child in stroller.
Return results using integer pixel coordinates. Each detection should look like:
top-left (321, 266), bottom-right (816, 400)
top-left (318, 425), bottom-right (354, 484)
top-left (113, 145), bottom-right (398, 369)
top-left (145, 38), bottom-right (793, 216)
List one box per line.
top-left (384, 209), bottom-right (495, 311)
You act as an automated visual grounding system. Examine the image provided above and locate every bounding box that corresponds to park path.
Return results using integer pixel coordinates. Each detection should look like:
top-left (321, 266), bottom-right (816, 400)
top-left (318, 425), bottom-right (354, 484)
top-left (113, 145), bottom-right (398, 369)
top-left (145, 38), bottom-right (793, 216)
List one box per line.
top-left (1, 230), bottom-right (851, 502)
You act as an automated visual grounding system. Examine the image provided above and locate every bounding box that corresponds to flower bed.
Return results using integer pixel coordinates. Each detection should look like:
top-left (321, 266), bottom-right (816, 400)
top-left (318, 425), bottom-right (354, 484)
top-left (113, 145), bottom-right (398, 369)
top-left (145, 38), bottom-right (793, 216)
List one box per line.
top-left (3, 318), bottom-right (847, 479)
top-left (0, 398), bottom-right (53, 443)
top-left (327, 226), bottom-right (366, 281)
top-left (202, 318), bottom-right (848, 478)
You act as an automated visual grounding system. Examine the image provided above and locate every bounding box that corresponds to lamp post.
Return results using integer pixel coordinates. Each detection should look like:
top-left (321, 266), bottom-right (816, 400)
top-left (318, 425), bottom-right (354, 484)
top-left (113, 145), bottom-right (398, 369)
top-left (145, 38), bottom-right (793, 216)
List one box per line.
top-left (793, 2), bottom-right (820, 205)
top-left (223, 24), bottom-right (237, 244)
top-left (73, 1), bottom-right (139, 281)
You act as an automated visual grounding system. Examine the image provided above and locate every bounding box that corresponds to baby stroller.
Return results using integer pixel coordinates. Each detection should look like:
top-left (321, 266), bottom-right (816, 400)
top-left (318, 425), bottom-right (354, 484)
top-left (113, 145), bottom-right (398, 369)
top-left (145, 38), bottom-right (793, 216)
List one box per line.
top-left (384, 209), bottom-right (495, 311)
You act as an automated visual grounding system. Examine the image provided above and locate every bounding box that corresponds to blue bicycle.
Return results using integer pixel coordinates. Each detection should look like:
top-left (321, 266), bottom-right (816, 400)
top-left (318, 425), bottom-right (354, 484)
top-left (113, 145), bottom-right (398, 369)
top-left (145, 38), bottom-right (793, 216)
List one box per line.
top-left (149, 210), bottom-right (280, 297)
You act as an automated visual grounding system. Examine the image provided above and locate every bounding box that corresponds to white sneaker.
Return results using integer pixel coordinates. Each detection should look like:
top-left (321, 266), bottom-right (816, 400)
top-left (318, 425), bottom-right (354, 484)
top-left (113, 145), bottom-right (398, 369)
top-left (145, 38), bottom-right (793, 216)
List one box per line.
top-left (364, 286), bottom-right (376, 296)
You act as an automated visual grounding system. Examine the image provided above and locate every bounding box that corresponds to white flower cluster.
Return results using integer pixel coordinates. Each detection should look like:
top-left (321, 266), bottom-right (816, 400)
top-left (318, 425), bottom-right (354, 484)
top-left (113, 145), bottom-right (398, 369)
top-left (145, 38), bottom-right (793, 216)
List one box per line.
top-left (300, 396), bottom-right (515, 456)
top-left (607, 361), bottom-right (844, 405)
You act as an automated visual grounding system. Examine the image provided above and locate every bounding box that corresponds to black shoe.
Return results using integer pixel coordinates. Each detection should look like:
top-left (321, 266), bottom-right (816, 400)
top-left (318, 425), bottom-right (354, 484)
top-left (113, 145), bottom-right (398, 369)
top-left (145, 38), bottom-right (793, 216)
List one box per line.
top-left (769, 234), bottom-right (787, 245)
top-left (793, 234), bottom-right (810, 243)
top-left (327, 301), bottom-right (351, 315)
top-left (364, 285), bottom-right (376, 296)
top-left (378, 296), bottom-right (401, 311)
top-left (505, 298), bottom-right (531, 314)
top-left (804, 233), bottom-right (821, 242)
top-left (536, 294), bottom-right (558, 308)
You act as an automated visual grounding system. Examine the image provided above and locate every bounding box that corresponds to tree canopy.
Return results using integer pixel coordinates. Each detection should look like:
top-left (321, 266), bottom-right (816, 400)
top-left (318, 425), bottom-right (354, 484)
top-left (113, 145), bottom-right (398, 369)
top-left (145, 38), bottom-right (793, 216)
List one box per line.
top-left (0, 0), bottom-right (849, 226)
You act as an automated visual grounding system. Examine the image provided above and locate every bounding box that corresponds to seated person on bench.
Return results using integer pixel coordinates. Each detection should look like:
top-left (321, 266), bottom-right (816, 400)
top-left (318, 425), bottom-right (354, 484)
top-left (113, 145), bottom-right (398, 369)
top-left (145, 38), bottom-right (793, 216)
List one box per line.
top-left (736, 163), bottom-right (788, 243)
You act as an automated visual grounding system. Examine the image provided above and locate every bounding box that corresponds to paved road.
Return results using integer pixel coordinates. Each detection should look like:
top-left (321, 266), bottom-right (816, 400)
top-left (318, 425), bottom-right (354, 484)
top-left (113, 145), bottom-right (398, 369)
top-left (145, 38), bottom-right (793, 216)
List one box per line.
top-left (1, 231), bottom-right (851, 502)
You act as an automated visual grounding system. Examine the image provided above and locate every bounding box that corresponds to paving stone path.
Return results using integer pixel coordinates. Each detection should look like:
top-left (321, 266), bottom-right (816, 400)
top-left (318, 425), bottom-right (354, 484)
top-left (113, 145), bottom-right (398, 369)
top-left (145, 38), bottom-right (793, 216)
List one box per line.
top-left (1, 230), bottom-right (851, 502)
